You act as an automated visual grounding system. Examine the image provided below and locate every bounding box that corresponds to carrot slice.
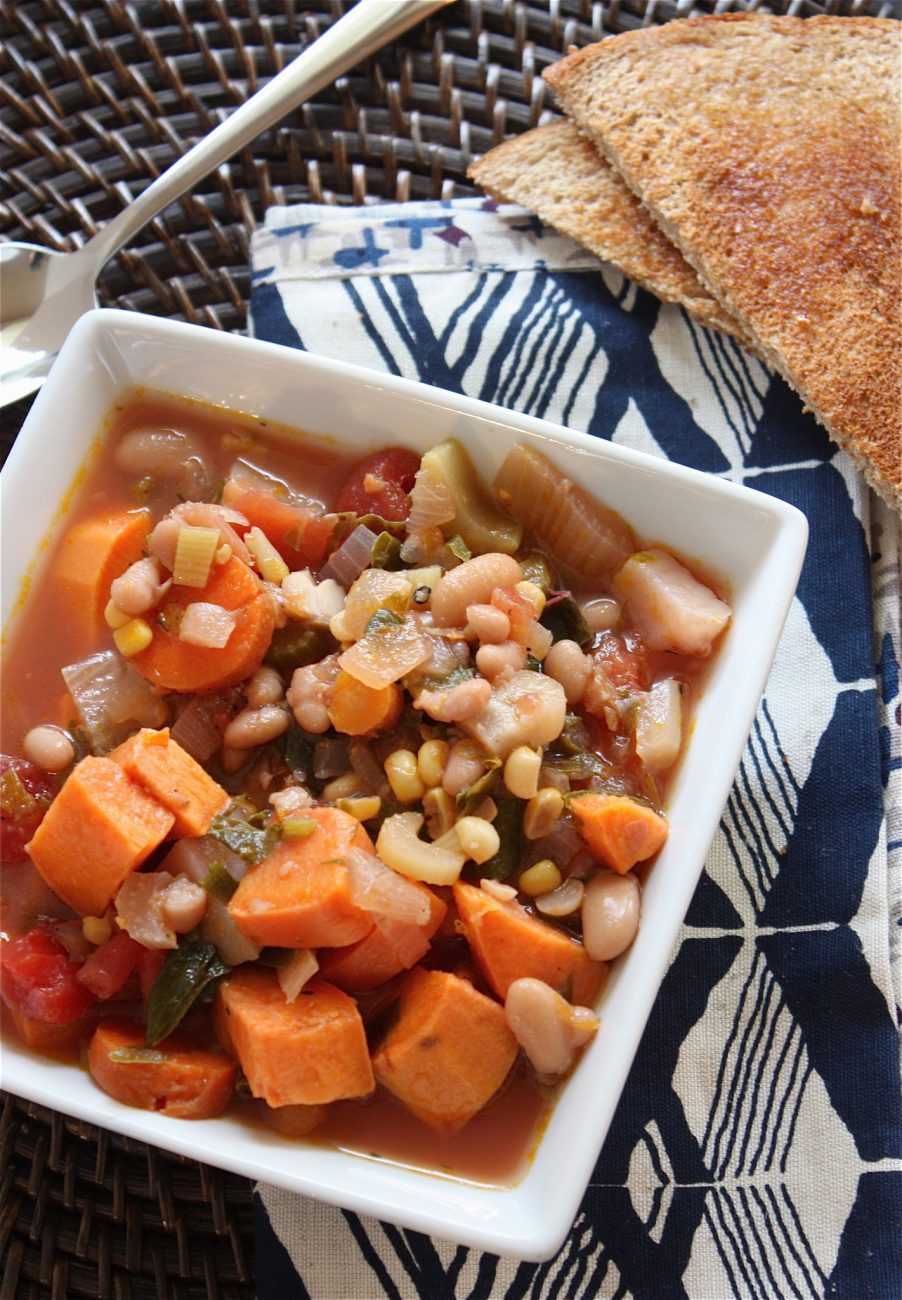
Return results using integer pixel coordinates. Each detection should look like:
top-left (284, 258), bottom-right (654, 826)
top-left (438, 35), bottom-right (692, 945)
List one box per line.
top-left (453, 880), bottom-right (606, 1006)
top-left (88, 1017), bottom-right (236, 1118)
top-left (318, 882), bottom-right (447, 992)
top-left (110, 727), bottom-right (228, 837)
top-left (131, 555), bottom-right (275, 694)
top-left (53, 508), bottom-right (152, 641)
top-left (214, 968), bottom-right (374, 1107)
top-left (571, 793), bottom-right (668, 874)
top-left (26, 756), bottom-right (174, 917)
top-left (327, 670), bottom-right (404, 737)
top-left (227, 806), bottom-right (375, 949)
top-left (372, 968), bottom-right (518, 1132)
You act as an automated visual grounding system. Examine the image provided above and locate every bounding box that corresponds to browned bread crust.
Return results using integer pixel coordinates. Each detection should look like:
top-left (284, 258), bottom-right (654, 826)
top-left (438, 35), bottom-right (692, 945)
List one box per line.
top-left (545, 15), bottom-right (902, 510)
top-left (468, 120), bottom-right (750, 343)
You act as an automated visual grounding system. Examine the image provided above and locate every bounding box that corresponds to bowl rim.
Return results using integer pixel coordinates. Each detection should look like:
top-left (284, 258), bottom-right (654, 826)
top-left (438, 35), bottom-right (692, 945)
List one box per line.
top-left (0, 308), bottom-right (809, 1260)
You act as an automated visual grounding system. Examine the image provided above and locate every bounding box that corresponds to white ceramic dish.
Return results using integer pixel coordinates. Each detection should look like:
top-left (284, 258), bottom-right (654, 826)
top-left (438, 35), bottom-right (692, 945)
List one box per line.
top-left (0, 310), bottom-right (807, 1260)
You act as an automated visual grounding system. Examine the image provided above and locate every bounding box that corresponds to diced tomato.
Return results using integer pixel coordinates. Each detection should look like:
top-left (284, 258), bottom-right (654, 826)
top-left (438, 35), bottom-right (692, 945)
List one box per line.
top-left (225, 484), bottom-right (337, 570)
top-left (332, 448), bottom-right (421, 521)
top-left (136, 947), bottom-right (166, 1009)
top-left (0, 928), bottom-right (95, 1023)
top-left (491, 586), bottom-right (536, 645)
top-left (592, 631), bottom-right (650, 692)
top-left (1, 756), bottom-right (55, 864)
top-left (76, 929), bottom-right (143, 999)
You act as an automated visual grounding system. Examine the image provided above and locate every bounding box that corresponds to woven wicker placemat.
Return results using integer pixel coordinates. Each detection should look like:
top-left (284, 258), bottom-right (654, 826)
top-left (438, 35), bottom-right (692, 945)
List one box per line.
top-left (1, 1), bottom-right (895, 1296)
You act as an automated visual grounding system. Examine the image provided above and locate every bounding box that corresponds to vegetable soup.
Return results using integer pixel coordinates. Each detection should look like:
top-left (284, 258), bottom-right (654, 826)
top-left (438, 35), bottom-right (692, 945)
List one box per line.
top-left (0, 389), bottom-right (731, 1185)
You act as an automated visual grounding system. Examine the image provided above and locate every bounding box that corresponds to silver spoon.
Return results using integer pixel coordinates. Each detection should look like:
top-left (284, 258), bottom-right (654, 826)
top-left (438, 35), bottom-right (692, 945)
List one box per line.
top-left (0, 0), bottom-right (454, 409)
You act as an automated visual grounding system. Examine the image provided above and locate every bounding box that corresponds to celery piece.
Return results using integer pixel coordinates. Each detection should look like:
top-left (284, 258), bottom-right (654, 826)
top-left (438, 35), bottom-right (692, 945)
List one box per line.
top-left (145, 941), bottom-right (230, 1045)
top-left (172, 526), bottom-right (220, 587)
top-left (420, 440), bottom-right (522, 556)
top-left (519, 551), bottom-right (559, 594)
top-left (446, 534), bottom-right (471, 562)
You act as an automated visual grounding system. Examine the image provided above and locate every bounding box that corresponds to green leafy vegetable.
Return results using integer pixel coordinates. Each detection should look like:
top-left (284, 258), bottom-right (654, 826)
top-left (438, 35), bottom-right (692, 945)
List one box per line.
top-left (541, 593), bottom-right (592, 649)
top-left (446, 534), bottom-right (472, 562)
top-left (277, 724), bottom-right (314, 779)
top-left (364, 607), bottom-right (404, 636)
top-left (201, 860), bottom-right (239, 903)
top-left (0, 768), bottom-right (41, 818)
top-left (370, 531), bottom-right (404, 570)
top-left (208, 808), bottom-right (280, 865)
top-left (108, 1047), bottom-right (167, 1064)
top-left (266, 624), bottom-right (336, 674)
top-left (518, 551), bottom-right (558, 593)
top-left (477, 798), bottom-right (524, 880)
top-left (455, 759), bottom-right (502, 818)
top-left (145, 942), bottom-right (230, 1045)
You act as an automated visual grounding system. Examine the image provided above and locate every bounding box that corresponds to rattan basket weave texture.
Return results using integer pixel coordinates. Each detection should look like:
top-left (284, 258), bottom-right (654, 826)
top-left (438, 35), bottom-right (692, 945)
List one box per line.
top-left (1, 2), bottom-right (896, 1297)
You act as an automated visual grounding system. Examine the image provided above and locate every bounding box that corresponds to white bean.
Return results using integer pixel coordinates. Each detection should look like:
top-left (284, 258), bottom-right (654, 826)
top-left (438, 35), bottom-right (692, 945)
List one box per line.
top-left (430, 554), bottom-right (523, 628)
top-left (22, 725), bottom-right (74, 773)
top-left (109, 557), bottom-right (170, 616)
top-left (442, 740), bottom-right (486, 797)
top-left (223, 705), bottom-right (290, 750)
top-left (415, 677), bottom-right (491, 724)
top-left (245, 665), bottom-right (284, 707)
top-left (475, 640), bottom-right (527, 682)
top-left (544, 639), bottom-right (591, 705)
top-left (504, 978), bottom-right (599, 1077)
top-left (287, 656), bottom-right (339, 734)
top-left (581, 871), bottom-right (641, 961)
top-left (581, 597), bottom-right (621, 633)
top-left (465, 603), bottom-right (510, 644)
top-left (160, 876), bottom-right (208, 934)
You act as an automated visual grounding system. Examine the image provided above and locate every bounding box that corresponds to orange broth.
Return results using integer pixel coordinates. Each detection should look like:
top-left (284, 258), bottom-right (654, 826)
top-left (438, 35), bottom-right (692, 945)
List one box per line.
top-left (1, 387), bottom-right (721, 1186)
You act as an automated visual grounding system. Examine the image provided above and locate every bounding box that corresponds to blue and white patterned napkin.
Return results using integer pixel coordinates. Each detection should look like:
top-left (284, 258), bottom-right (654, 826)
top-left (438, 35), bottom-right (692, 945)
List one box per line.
top-left (249, 199), bottom-right (902, 1300)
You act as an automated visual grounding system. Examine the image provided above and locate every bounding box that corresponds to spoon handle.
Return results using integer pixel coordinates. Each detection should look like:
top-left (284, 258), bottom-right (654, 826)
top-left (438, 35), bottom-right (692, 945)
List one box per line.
top-left (82, 0), bottom-right (453, 268)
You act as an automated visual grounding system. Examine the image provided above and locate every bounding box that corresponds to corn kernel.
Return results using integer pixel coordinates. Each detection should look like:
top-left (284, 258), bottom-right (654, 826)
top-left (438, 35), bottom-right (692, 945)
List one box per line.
top-left (113, 617), bottom-right (153, 658)
top-left (454, 815), bottom-right (501, 865)
top-left (523, 786), bottom-right (565, 840)
top-left (282, 817), bottom-right (317, 838)
top-left (246, 526), bottom-right (290, 585)
top-left (518, 859), bottom-right (563, 897)
top-left (322, 771), bottom-right (367, 802)
top-left (515, 580), bottom-right (546, 616)
top-left (503, 745), bottom-right (542, 800)
top-left (104, 599), bottom-right (131, 630)
top-left (423, 787), bottom-right (455, 838)
top-left (336, 795), bottom-right (382, 822)
top-left (82, 914), bottom-right (112, 946)
top-left (384, 749), bottom-right (426, 804)
top-left (417, 739), bottom-right (449, 789)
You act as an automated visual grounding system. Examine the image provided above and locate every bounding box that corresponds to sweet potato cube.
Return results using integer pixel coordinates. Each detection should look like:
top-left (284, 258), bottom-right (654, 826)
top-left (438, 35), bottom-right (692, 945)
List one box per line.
top-left (214, 967), bottom-right (374, 1107)
top-left (453, 881), bottom-right (606, 1006)
top-left (111, 727), bottom-right (228, 837)
top-left (318, 882), bottom-right (447, 992)
top-left (372, 968), bottom-right (518, 1133)
top-left (26, 756), bottom-right (173, 916)
top-left (228, 807), bottom-right (375, 949)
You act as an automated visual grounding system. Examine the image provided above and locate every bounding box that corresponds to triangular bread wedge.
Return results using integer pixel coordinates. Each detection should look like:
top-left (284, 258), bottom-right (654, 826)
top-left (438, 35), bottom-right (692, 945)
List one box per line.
top-left (545, 15), bottom-right (902, 509)
top-left (468, 120), bottom-right (752, 345)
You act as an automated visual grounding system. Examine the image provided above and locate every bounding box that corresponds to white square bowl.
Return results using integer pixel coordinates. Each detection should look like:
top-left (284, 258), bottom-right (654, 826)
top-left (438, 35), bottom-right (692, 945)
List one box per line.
top-left (0, 309), bottom-right (807, 1260)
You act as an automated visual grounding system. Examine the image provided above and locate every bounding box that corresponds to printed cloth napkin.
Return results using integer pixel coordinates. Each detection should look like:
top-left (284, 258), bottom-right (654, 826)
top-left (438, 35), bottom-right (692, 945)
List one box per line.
top-left (248, 199), bottom-right (901, 1300)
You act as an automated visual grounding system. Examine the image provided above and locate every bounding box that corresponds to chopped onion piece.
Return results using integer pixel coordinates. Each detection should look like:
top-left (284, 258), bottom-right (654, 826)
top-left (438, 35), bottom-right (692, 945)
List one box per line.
top-left (170, 690), bottom-right (237, 762)
top-left (62, 650), bottom-right (168, 753)
top-left (115, 872), bottom-right (178, 949)
top-left (406, 464), bottom-right (456, 534)
top-left (278, 949), bottom-right (319, 1003)
top-left (338, 617), bottom-right (431, 689)
top-left (179, 602), bottom-right (238, 648)
top-left (345, 847), bottom-right (431, 924)
top-left (318, 524), bottom-right (379, 586)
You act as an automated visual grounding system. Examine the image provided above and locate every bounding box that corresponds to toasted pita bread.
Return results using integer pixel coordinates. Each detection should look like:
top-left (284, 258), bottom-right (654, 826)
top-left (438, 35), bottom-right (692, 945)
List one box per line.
top-left (468, 120), bottom-right (751, 345)
top-left (545, 15), bottom-right (902, 510)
